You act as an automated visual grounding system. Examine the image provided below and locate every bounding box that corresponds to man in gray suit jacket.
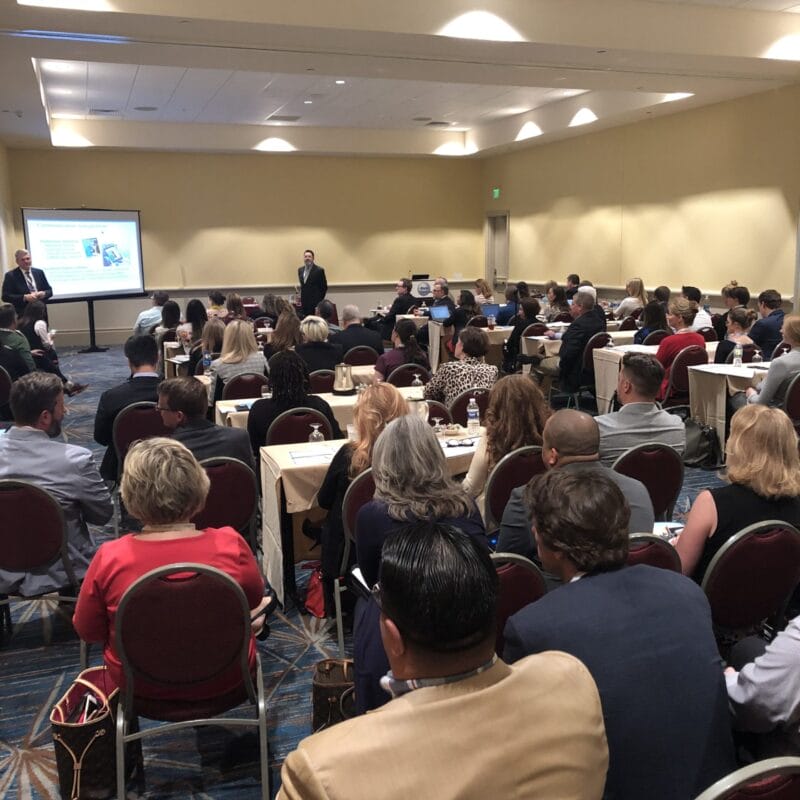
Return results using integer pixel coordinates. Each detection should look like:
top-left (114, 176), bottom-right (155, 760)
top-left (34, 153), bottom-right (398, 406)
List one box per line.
top-left (496, 409), bottom-right (654, 571)
top-left (0, 373), bottom-right (112, 595)
top-left (595, 352), bottom-right (685, 466)
top-left (157, 376), bottom-right (255, 471)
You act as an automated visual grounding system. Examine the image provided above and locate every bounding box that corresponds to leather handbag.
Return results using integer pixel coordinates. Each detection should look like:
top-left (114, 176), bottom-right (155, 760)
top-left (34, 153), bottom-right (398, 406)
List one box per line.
top-left (50, 666), bottom-right (122, 800)
top-left (312, 658), bottom-right (355, 732)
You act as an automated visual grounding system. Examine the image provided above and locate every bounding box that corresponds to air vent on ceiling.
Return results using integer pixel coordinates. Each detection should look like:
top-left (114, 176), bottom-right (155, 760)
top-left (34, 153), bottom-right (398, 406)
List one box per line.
top-left (89, 108), bottom-right (119, 115)
top-left (133, 106), bottom-right (157, 112)
top-left (413, 116), bottom-right (432, 122)
top-left (425, 120), bottom-right (451, 127)
top-left (269, 115), bottom-right (300, 122)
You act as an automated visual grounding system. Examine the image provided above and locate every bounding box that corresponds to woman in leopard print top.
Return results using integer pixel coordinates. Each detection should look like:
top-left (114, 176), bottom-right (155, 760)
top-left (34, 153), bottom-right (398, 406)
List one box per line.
top-left (424, 326), bottom-right (498, 407)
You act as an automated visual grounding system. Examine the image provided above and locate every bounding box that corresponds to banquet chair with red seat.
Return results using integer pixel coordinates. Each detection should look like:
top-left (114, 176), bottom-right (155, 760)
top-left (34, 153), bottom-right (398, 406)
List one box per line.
top-left (343, 346), bottom-right (380, 366)
top-left (484, 446), bottom-right (546, 534)
top-left (642, 329), bottom-right (669, 346)
top-left (387, 363), bottom-right (432, 387)
top-left (627, 534), bottom-right (681, 572)
top-left (467, 315), bottom-right (488, 328)
top-left (265, 407), bottom-right (333, 446)
top-left (308, 369), bottom-right (335, 394)
top-left (662, 345), bottom-right (708, 407)
top-left (114, 563), bottom-right (269, 800)
top-left (449, 387), bottom-right (490, 427)
top-left (618, 316), bottom-right (638, 331)
top-left (611, 442), bottom-right (684, 521)
top-left (521, 323), bottom-right (549, 337)
top-left (222, 373), bottom-right (269, 401)
top-left (694, 757), bottom-right (800, 800)
top-left (491, 553), bottom-right (547, 656)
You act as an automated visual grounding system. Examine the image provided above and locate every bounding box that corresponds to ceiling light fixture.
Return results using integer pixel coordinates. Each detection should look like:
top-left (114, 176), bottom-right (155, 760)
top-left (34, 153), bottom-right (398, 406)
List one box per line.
top-left (48, 87), bottom-right (74, 96)
top-left (335, 80), bottom-right (346, 85)
top-left (11, 29), bottom-right (127, 43)
top-left (18, 0), bottom-right (113, 9)
top-left (437, 11), bottom-right (525, 42)
top-left (254, 137), bottom-right (296, 152)
top-left (304, 100), bottom-right (313, 105)
top-left (515, 121), bottom-right (543, 141)
top-left (764, 34), bottom-right (800, 60)
top-left (51, 128), bottom-right (93, 147)
top-left (569, 108), bottom-right (598, 127)
top-left (661, 92), bottom-right (694, 103)
top-left (40, 60), bottom-right (79, 74)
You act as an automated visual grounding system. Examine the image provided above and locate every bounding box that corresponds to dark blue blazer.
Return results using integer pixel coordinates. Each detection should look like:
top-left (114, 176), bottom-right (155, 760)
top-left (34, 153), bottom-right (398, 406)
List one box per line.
top-left (504, 565), bottom-right (736, 800)
top-left (750, 309), bottom-right (785, 360)
top-left (2, 267), bottom-right (53, 315)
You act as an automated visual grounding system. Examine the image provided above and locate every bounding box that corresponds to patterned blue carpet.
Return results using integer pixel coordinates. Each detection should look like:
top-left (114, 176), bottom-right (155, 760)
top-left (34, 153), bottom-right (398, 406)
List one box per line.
top-left (0, 345), bottom-right (722, 799)
top-left (0, 346), bottom-right (346, 800)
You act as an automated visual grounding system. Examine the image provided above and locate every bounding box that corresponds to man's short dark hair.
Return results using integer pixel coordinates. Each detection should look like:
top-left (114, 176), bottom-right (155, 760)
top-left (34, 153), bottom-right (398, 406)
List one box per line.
top-left (152, 291), bottom-right (169, 306)
top-left (521, 297), bottom-right (541, 319)
top-left (379, 521), bottom-right (497, 653)
top-left (316, 300), bottom-right (335, 321)
top-left (124, 334), bottom-right (158, 367)
top-left (459, 326), bottom-right (488, 357)
top-left (621, 352), bottom-right (664, 399)
top-left (758, 289), bottom-right (782, 310)
top-left (0, 303), bottom-right (16, 328)
top-left (681, 286), bottom-right (702, 303)
top-left (158, 377), bottom-right (208, 418)
top-left (654, 286), bottom-right (671, 303)
top-left (400, 278), bottom-right (412, 292)
top-left (516, 281), bottom-right (530, 298)
top-left (10, 372), bottom-right (62, 426)
top-left (208, 290), bottom-right (226, 306)
top-left (304, 249), bottom-right (315, 259)
top-left (567, 274), bottom-right (580, 286)
top-left (525, 469), bottom-right (630, 573)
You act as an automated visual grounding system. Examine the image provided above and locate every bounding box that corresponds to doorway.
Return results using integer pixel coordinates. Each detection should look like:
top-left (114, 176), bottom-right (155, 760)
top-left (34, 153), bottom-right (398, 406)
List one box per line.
top-left (485, 211), bottom-right (509, 292)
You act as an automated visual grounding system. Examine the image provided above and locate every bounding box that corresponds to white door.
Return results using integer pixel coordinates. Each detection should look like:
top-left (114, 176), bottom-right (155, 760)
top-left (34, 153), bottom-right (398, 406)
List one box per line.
top-left (485, 211), bottom-right (509, 292)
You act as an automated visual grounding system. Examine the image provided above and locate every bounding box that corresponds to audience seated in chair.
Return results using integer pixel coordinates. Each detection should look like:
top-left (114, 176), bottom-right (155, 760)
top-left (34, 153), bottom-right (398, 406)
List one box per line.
top-left (295, 316), bottom-right (343, 374)
top-left (596, 352), bottom-right (685, 466)
top-left (373, 278), bottom-right (416, 341)
top-left (0, 302), bottom-right (37, 373)
top-left (683, 285), bottom-right (713, 331)
top-left (157, 376), bottom-right (254, 470)
top-left (330, 304), bottom-right (384, 355)
top-left (423, 327), bottom-right (498, 407)
top-left (497, 409), bottom-right (654, 580)
top-left (374, 319), bottom-right (429, 382)
top-left (73, 437), bottom-right (272, 700)
top-left (186, 317), bottom-right (225, 375)
top-left (133, 291), bottom-right (169, 337)
top-left (315, 299), bottom-right (341, 334)
top-left (0, 372), bottom-right (112, 596)
top-left (205, 319), bottom-right (268, 404)
top-left (672, 405), bottom-right (800, 582)
top-left (750, 289), bottom-right (785, 361)
top-left (277, 521), bottom-right (608, 800)
top-left (655, 297), bottom-right (706, 401)
top-left (353, 416), bottom-right (486, 714)
top-left (461, 374), bottom-right (550, 515)
top-left (262, 309), bottom-right (301, 362)
top-left (633, 300), bottom-right (670, 345)
top-left (503, 297), bottom-right (542, 372)
top-left (503, 468), bottom-right (736, 800)
top-left (743, 315), bottom-right (800, 407)
top-left (247, 351), bottom-right (341, 456)
top-left (94, 335), bottom-right (161, 482)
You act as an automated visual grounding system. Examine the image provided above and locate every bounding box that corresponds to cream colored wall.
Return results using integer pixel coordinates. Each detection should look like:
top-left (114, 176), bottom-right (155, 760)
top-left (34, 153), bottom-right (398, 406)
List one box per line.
top-left (0, 143), bottom-right (12, 270)
top-left (7, 149), bottom-right (482, 343)
top-left (483, 85), bottom-right (800, 300)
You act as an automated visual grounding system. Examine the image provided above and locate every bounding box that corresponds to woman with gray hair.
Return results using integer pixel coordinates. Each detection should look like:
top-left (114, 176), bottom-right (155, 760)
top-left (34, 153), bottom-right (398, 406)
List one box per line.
top-left (73, 438), bottom-right (272, 699)
top-left (353, 415), bottom-right (486, 713)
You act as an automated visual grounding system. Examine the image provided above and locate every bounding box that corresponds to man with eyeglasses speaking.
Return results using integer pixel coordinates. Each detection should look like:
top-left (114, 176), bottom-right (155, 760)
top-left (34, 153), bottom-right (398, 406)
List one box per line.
top-left (277, 521), bottom-right (609, 800)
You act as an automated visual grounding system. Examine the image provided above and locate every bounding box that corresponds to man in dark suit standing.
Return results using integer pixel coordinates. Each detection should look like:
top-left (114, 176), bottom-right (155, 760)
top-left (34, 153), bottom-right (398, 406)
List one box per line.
top-left (93, 335), bottom-right (161, 481)
top-left (297, 249), bottom-right (327, 317)
top-left (331, 305), bottom-right (384, 356)
top-left (2, 249), bottom-right (53, 317)
top-left (504, 468), bottom-right (736, 800)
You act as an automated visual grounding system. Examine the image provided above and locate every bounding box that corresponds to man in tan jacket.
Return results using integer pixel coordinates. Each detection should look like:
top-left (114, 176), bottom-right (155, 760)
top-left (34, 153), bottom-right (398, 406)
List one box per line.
top-left (277, 521), bottom-right (608, 800)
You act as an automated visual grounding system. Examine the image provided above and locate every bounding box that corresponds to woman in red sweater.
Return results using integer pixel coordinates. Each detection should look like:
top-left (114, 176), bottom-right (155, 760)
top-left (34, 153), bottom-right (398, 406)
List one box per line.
top-left (655, 297), bottom-right (706, 400)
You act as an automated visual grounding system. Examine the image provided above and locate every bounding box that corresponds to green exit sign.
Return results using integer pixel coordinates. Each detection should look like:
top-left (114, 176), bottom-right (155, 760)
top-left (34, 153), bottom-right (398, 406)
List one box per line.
top-left (492, 187), bottom-right (501, 199)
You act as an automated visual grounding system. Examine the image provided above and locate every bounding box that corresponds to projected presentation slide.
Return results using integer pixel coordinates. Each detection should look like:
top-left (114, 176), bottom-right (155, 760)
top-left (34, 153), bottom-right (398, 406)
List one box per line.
top-left (22, 208), bottom-right (145, 301)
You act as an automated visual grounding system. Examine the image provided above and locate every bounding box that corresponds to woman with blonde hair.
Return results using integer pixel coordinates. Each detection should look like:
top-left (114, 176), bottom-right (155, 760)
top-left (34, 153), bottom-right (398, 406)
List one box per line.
top-left (316, 383), bottom-right (409, 617)
top-left (673, 405), bottom-right (800, 581)
top-left (73, 438), bottom-right (271, 699)
top-left (655, 297), bottom-right (705, 400)
top-left (474, 278), bottom-right (494, 304)
top-left (205, 318), bottom-right (267, 401)
top-left (462, 375), bottom-right (551, 507)
top-left (296, 314), bottom-right (343, 372)
top-left (354, 415), bottom-right (486, 713)
top-left (187, 316), bottom-right (225, 374)
top-left (614, 278), bottom-right (648, 319)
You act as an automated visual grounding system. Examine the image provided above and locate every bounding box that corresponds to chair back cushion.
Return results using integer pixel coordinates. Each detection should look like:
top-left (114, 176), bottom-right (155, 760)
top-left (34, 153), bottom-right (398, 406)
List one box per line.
top-left (492, 554), bottom-right (547, 655)
top-left (387, 363), bottom-right (431, 386)
top-left (308, 369), bottom-right (335, 393)
top-left (0, 480), bottom-right (66, 572)
top-left (582, 332), bottom-right (611, 371)
top-left (343, 469), bottom-right (376, 542)
top-left (783, 374), bottom-right (800, 424)
top-left (467, 315), bottom-right (488, 328)
top-left (112, 403), bottom-right (172, 475)
top-left (222, 372), bottom-right (268, 401)
top-left (0, 365), bottom-right (11, 408)
top-left (697, 327), bottom-right (718, 342)
top-left (191, 459), bottom-right (257, 534)
top-left (485, 446), bottom-right (545, 529)
top-left (521, 323), bottom-right (549, 337)
top-left (642, 329), bottom-right (669, 346)
top-left (343, 346), bottom-right (380, 366)
top-left (612, 443), bottom-right (684, 519)
top-left (449, 387), bottom-right (490, 427)
top-left (668, 345), bottom-right (708, 396)
top-left (627, 535), bottom-right (681, 572)
top-left (702, 522), bottom-right (800, 630)
top-left (618, 316), bottom-right (638, 331)
top-left (425, 400), bottom-right (452, 426)
top-left (772, 341), bottom-right (792, 360)
top-left (266, 407), bottom-right (333, 446)
top-left (553, 312), bottom-right (572, 323)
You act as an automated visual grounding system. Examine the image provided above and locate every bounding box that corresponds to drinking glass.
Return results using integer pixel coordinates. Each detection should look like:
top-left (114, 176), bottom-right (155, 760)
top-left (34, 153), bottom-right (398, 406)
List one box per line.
top-left (432, 417), bottom-right (444, 437)
top-left (308, 423), bottom-right (324, 443)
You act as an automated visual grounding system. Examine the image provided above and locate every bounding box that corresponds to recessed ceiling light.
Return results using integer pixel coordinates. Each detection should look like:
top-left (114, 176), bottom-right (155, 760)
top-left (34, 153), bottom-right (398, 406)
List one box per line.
top-left (661, 92), bottom-right (694, 103)
top-left (304, 100), bottom-right (313, 105)
top-left (437, 11), bottom-right (525, 42)
top-left (335, 80), bottom-right (346, 85)
top-left (48, 87), bottom-right (74, 96)
top-left (40, 60), bottom-right (78, 74)
top-left (516, 121), bottom-right (543, 141)
top-left (254, 137), bottom-right (296, 152)
top-left (18, 0), bottom-right (112, 9)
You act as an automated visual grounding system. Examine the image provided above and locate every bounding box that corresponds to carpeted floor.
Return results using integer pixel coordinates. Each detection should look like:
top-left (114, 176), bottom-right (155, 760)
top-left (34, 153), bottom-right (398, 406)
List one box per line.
top-left (0, 346), bottom-right (346, 800)
top-left (0, 345), bottom-right (723, 799)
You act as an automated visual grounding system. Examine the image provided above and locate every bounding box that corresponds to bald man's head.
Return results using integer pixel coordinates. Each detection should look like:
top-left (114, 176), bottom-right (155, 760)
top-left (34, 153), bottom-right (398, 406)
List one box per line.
top-left (543, 409), bottom-right (600, 459)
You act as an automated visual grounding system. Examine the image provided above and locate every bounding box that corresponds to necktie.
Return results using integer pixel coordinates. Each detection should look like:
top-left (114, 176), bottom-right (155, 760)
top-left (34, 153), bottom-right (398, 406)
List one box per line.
top-left (24, 271), bottom-right (35, 293)
top-left (303, 266), bottom-right (310, 283)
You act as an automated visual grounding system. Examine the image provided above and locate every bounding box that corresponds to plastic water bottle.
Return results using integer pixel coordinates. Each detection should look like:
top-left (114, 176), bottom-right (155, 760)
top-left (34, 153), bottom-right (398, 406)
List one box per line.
top-left (466, 397), bottom-right (480, 436)
top-left (202, 350), bottom-right (212, 369)
top-left (733, 342), bottom-right (743, 367)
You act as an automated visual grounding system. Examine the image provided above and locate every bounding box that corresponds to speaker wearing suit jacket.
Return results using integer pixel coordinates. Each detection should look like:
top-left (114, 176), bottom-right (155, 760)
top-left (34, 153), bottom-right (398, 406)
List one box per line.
top-left (298, 251), bottom-right (328, 316)
top-left (2, 266), bottom-right (53, 316)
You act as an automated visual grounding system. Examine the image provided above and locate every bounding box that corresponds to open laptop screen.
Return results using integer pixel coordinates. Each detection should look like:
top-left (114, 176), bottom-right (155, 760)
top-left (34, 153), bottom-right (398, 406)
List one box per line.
top-left (429, 305), bottom-right (451, 322)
